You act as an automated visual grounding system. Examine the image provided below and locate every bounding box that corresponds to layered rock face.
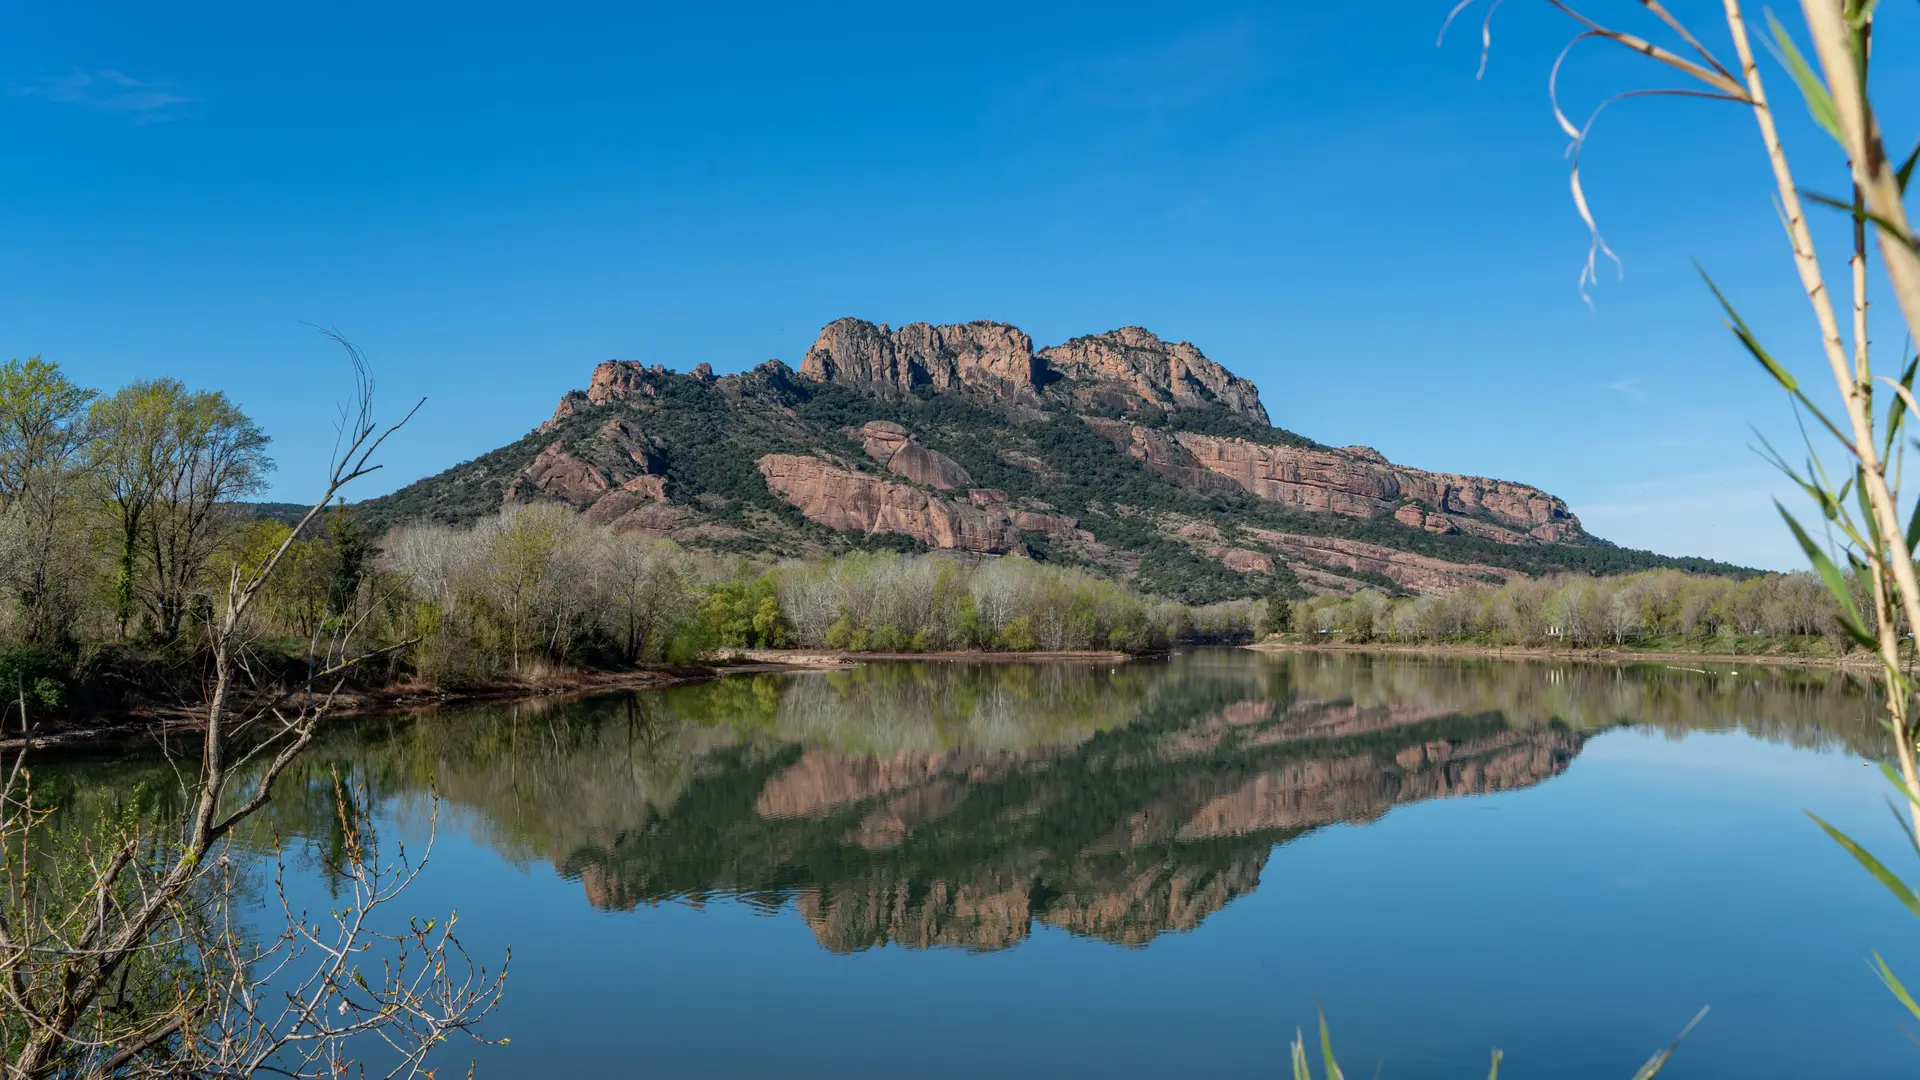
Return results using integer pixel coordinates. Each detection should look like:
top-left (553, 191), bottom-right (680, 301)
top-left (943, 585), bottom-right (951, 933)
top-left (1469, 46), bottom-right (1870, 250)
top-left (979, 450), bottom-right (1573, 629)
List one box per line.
top-left (1086, 418), bottom-right (1578, 545)
top-left (1039, 326), bottom-right (1268, 422)
top-left (507, 418), bottom-right (668, 509)
top-left (540, 360), bottom-right (676, 432)
top-left (1171, 432), bottom-right (1579, 542)
top-left (797, 318), bottom-right (1269, 422)
top-left (799, 319), bottom-right (1040, 401)
top-left (856, 421), bottom-right (972, 489)
top-left (1083, 418), bottom-right (1243, 495)
top-left (1237, 529), bottom-right (1514, 594)
top-left (756, 454), bottom-right (1023, 554)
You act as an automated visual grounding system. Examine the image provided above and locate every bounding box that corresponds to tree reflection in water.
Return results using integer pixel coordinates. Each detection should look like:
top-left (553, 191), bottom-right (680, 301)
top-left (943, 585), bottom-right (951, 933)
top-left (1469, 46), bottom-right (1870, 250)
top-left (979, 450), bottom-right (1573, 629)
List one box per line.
top-left (32, 650), bottom-right (1888, 955)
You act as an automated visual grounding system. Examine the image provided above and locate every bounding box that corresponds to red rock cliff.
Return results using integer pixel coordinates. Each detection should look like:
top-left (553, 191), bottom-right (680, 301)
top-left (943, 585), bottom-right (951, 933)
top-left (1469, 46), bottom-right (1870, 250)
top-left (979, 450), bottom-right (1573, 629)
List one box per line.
top-left (756, 453), bottom-right (1024, 555)
top-left (796, 318), bottom-right (1269, 423)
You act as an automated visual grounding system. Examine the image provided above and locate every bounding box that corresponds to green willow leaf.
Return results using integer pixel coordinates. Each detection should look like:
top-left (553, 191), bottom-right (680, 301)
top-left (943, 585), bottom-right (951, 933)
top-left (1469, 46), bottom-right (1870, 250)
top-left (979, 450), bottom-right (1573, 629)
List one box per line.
top-left (1880, 762), bottom-right (1920, 812)
top-left (1898, 139), bottom-right (1920, 195)
top-left (1809, 812), bottom-right (1920, 919)
top-left (1887, 802), bottom-right (1920, 861)
top-left (1778, 503), bottom-right (1875, 645)
top-left (1874, 953), bottom-right (1920, 1023)
top-left (1856, 468), bottom-right (1883, 549)
top-left (1803, 189), bottom-right (1920, 252)
top-left (1702, 267), bottom-right (1798, 391)
top-left (1317, 1007), bottom-right (1345, 1080)
top-left (1755, 430), bottom-right (1840, 520)
top-left (1881, 760), bottom-right (1920, 818)
top-left (1487, 1049), bottom-right (1503, 1080)
top-left (1764, 11), bottom-right (1843, 143)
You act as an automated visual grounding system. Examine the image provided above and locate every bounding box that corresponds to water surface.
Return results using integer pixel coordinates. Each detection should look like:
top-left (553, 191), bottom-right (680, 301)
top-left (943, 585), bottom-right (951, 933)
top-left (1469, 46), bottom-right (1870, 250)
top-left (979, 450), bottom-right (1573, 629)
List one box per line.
top-left (40, 650), bottom-right (1920, 1077)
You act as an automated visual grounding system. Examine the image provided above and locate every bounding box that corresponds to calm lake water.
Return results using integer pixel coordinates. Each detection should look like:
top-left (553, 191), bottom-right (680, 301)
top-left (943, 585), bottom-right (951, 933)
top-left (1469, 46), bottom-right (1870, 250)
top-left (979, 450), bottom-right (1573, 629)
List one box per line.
top-left (38, 649), bottom-right (1920, 1077)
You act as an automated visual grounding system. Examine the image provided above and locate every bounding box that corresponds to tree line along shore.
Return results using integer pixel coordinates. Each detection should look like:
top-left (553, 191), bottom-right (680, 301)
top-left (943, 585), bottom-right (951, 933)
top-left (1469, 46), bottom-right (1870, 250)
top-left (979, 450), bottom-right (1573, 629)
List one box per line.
top-left (0, 355), bottom-right (1864, 735)
top-left (1255, 569), bottom-right (1872, 663)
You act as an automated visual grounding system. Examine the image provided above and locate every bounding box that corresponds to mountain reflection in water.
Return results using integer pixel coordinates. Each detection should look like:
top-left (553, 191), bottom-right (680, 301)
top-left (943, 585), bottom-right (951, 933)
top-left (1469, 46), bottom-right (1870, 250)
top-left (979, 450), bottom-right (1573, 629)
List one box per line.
top-left (241, 650), bottom-right (1880, 955)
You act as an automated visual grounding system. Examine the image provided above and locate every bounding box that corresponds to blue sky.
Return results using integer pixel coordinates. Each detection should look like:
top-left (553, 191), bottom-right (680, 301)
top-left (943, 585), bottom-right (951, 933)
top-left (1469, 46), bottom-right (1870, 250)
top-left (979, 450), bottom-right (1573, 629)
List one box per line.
top-left (6, 2), bottom-right (1919, 570)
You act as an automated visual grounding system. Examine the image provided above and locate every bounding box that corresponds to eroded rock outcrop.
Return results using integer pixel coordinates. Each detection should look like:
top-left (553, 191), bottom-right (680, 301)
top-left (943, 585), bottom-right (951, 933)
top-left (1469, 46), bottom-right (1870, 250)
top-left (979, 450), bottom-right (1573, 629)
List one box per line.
top-left (798, 319), bottom-right (1268, 423)
top-left (587, 360), bottom-right (670, 405)
top-left (1011, 510), bottom-right (1082, 540)
top-left (1395, 503), bottom-right (1459, 534)
top-left (856, 421), bottom-right (973, 489)
top-left (800, 319), bottom-right (1040, 401)
top-left (513, 443), bottom-right (610, 505)
top-left (1084, 416), bottom-right (1577, 544)
top-left (1039, 326), bottom-right (1268, 422)
top-left (507, 418), bottom-right (669, 508)
top-left (1171, 432), bottom-right (1580, 543)
top-left (1238, 528), bottom-right (1515, 594)
top-left (757, 454), bottom-right (1023, 554)
top-left (1082, 417), bottom-right (1243, 495)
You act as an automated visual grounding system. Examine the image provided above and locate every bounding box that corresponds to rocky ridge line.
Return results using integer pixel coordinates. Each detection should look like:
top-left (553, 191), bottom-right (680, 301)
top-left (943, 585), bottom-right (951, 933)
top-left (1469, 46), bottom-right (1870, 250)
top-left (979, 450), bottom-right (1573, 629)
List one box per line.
top-left (404, 314), bottom-right (1617, 599)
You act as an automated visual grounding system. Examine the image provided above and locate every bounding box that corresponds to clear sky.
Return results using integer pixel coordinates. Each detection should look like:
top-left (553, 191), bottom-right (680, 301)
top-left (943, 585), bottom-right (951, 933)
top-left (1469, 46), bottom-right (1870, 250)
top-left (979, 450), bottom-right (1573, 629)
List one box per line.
top-left (7, 2), bottom-right (1919, 570)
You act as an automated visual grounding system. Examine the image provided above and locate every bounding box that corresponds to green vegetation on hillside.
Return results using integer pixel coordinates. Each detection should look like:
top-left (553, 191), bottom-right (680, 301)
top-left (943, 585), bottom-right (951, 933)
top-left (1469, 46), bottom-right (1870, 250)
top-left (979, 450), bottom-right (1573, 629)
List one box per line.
top-left (357, 365), bottom-right (1751, 607)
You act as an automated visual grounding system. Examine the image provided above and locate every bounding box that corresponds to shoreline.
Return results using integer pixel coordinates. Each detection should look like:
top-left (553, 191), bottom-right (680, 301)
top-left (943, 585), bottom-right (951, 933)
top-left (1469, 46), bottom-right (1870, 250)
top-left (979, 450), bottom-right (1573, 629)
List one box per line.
top-left (0, 658), bottom-right (834, 752)
top-left (733, 648), bottom-right (1136, 665)
top-left (1242, 639), bottom-right (1882, 669)
top-left (1, 648), bottom-right (1144, 751)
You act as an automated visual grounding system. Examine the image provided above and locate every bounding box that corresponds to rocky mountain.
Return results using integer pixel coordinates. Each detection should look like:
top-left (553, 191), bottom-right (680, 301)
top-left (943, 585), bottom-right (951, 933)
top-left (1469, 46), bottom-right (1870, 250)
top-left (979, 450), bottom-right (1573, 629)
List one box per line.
top-left (360, 318), bottom-right (1744, 601)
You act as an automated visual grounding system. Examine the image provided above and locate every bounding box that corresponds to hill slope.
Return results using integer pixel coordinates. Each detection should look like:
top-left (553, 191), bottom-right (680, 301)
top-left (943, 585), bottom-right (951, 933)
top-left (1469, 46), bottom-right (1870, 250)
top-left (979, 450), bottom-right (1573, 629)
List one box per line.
top-left (359, 318), bottom-right (1747, 602)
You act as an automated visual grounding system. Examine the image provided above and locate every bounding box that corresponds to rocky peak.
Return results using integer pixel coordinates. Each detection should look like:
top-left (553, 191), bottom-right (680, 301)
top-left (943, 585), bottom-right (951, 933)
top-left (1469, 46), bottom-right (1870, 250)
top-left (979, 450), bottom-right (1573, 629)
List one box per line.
top-left (1038, 327), bottom-right (1268, 423)
top-left (796, 317), bottom-right (1267, 423)
top-left (798, 318), bottom-right (1039, 401)
top-left (545, 320), bottom-right (1273, 435)
top-left (538, 360), bottom-right (672, 432)
top-left (587, 360), bottom-right (670, 405)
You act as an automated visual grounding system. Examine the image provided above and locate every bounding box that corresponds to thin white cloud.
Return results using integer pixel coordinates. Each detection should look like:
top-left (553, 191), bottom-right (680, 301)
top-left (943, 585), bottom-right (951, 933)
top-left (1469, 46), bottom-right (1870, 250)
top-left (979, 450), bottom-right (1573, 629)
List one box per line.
top-left (1605, 378), bottom-right (1645, 398)
top-left (1575, 467), bottom-right (1800, 570)
top-left (14, 69), bottom-right (194, 121)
